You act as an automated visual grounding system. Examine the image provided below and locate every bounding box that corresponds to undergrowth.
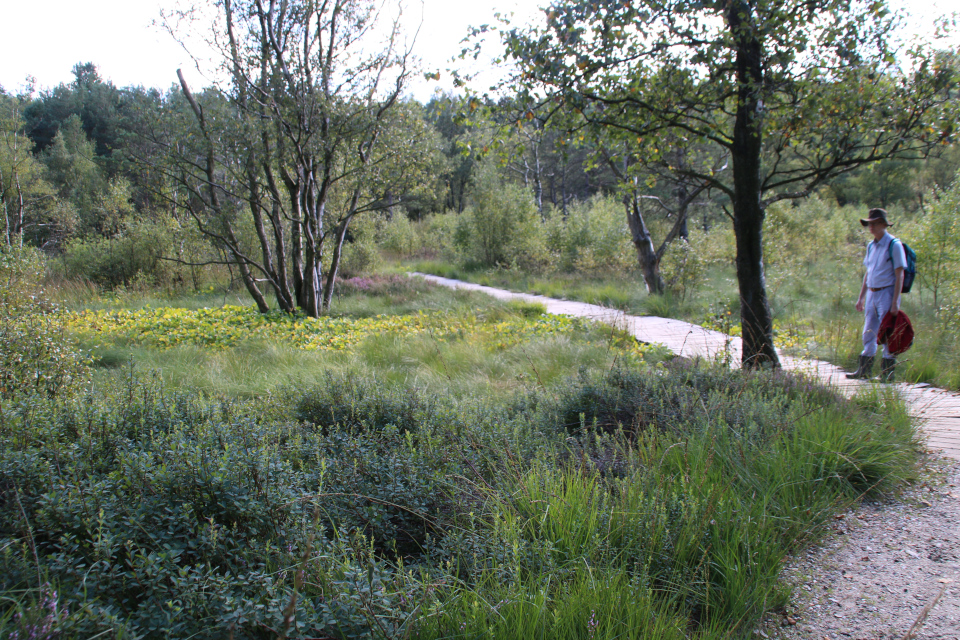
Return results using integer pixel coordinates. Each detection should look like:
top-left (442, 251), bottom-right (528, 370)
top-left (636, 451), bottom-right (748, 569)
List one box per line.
top-left (0, 362), bottom-right (918, 639)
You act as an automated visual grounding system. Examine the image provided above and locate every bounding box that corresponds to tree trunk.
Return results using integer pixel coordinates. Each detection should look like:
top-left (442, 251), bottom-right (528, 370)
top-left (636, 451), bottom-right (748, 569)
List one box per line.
top-left (299, 240), bottom-right (323, 317)
top-left (625, 192), bottom-right (665, 295)
top-left (728, 1), bottom-right (780, 369)
top-left (322, 216), bottom-right (351, 311)
top-left (675, 186), bottom-right (690, 241)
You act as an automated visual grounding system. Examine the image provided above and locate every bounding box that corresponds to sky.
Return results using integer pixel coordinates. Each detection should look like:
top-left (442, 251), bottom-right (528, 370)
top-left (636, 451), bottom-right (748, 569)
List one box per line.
top-left (2, 0), bottom-right (958, 101)
top-left (0, 0), bottom-right (545, 100)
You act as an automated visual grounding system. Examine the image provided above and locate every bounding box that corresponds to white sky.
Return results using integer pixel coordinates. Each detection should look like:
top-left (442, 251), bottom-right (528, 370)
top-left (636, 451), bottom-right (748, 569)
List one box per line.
top-left (1, 0), bottom-right (957, 101)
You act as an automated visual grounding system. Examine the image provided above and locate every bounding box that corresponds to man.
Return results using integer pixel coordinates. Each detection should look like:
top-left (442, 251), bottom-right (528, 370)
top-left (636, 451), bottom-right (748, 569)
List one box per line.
top-left (847, 208), bottom-right (906, 381)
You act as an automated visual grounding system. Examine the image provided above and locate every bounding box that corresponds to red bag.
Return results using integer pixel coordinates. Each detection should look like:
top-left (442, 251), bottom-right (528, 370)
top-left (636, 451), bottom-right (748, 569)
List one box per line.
top-left (877, 311), bottom-right (914, 355)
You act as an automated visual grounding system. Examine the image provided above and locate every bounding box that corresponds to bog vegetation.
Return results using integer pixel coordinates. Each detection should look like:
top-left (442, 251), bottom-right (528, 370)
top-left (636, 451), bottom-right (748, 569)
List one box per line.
top-left (1, 0), bottom-right (958, 636)
top-left (0, 251), bottom-right (919, 638)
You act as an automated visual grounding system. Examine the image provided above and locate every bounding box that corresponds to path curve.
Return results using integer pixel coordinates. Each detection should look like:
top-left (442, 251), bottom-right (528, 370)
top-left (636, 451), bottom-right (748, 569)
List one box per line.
top-left (415, 273), bottom-right (960, 460)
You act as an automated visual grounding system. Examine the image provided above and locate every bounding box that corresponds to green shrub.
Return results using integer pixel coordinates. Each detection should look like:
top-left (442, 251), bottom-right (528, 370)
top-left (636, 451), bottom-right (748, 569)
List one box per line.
top-left (0, 247), bottom-right (90, 402)
top-left (0, 359), bottom-right (918, 638)
top-left (420, 212), bottom-right (459, 260)
top-left (377, 214), bottom-right (422, 258)
top-left (337, 214), bottom-right (384, 278)
top-left (454, 161), bottom-right (547, 269)
top-left (544, 196), bottom-right (634, 273)
top-left (911, 173), bottom-right (960, 310)
top-left (659, 236), bottom-right (704, 301)
top-left (0, 376), bottom-right (436, 639)
top-left (288, 370), bottom-right (440, 433)
top-left (58, 219), bottom-right (176, 290)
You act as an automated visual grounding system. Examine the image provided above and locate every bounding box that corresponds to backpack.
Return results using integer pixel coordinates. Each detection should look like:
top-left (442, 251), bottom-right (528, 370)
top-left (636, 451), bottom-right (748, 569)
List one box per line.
top-left (889, 238), bottom-right (917, 293)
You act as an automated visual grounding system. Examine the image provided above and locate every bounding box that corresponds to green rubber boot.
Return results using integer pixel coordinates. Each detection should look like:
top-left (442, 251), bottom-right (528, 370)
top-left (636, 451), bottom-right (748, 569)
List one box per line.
top-left (879, 357), bottom-right (896, 382)
top-left (845, 355), bottom-right (875, 380)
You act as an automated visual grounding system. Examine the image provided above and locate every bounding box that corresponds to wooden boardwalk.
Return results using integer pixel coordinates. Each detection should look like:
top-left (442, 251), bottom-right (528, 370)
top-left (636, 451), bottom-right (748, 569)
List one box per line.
top-left (417, 274), bottom-right (960, 460)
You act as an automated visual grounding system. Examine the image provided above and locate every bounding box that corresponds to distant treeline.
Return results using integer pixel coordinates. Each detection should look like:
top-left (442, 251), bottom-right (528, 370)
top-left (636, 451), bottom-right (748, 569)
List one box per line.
top-left (2, 61), bottom-right (959, 292)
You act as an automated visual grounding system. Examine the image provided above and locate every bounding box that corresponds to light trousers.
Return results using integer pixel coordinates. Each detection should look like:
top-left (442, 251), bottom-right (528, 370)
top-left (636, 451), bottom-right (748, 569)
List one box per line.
top-left (861, 286), bottom-right (897, 358)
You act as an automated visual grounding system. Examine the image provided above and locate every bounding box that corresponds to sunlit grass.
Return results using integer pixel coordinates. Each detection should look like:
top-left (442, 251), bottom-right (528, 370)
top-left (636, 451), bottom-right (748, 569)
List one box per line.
top-left (89, 325), bottom-right (666, 398)
top-left (70, 277), bottom-right (671, 397)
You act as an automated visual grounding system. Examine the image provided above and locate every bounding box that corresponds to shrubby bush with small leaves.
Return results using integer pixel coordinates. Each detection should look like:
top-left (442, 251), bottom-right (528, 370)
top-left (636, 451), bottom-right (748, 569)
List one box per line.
top-left (453, 161), bottom-right (549, 269)
top-left (0, 248), bottom-right (90, 402)
top-left (543, 196), bottom-right (634, 273)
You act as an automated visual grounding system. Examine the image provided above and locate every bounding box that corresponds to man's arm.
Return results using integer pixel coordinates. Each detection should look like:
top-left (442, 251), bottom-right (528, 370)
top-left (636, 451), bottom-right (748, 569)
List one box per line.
top-left (890, 267), bottom-right (904, 315)
top-left (856, 272), bottom-right (868, 312)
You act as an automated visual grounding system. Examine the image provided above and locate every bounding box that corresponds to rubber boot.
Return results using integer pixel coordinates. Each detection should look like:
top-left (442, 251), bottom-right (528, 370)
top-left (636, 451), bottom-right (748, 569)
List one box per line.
top-left (879, 357), bottom-right (896, 382)
top-left (846, 355), bottom-right (875, 380)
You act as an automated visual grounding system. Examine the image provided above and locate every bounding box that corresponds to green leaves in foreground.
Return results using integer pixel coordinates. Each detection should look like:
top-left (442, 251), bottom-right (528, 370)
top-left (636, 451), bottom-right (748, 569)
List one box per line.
top-left (0, 364), bottom-right (918, 639)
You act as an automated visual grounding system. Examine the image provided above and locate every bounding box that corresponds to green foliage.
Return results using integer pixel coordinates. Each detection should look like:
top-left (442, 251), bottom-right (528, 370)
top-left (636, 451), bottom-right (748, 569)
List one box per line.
top-left (288, 370), bottom-right (441, 433)
top-left (56, 214), bottom-right (183, 290)
top-left (0, 247), bottom-right (90, 402)
top-left (500, 0), bottom-right (959, 367)
top-left (65, 290), bottom-right (656, 398)
top-left (0, 92), bottom-right (71, 248)
top-left (659, 236), bottom-right (704, 302)
top-left (455, 160), bottom-right (548, 269)
top-left (421, 364), bottom-right (916, 636)
top-left (23, 63), bottom-right (124, 162)
top-left (912, 174), bottom-right (960, 310)
top-left (0, 355), bottom-right (918, 639)
top-left (764, 194), bottom-right (863, 288)
top-left (376, 214), bottom-right (421, 258)
top-left (544, 196), bottom-right (634, 273)
top-left (41, 115), bottom-right (107, 233)
top-left (336, 214), bottom-right (384, 279)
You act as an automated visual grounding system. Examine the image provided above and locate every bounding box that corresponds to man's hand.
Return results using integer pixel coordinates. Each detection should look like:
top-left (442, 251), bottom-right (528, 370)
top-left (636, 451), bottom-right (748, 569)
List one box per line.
top-left (889, 298), bottom-right (900, 316)
top-left (855, 297), bottom-right (865, 312)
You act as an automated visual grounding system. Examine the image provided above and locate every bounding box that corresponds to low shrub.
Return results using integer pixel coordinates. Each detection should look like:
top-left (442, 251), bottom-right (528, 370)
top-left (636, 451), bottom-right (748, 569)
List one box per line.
top-left (0, 247), bottom-right (90, 402)
top-left (288, 370), bottom-right (441, 433)
top-left (0, 359), bottom-right (918, 639)
top-left (454, 162), bottom-right (548, 269)
top-left (544, 196), bottom-right (634, 273)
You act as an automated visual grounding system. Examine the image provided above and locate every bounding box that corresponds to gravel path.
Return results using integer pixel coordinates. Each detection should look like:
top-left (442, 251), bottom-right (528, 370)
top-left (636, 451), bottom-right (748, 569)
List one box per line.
top-left (761, 458), bottom-right (960, 640)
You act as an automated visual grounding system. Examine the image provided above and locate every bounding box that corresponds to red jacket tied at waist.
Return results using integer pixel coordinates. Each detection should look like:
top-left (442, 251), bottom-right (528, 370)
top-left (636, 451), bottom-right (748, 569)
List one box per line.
top-left (877, 310), bottom-right (914, 355)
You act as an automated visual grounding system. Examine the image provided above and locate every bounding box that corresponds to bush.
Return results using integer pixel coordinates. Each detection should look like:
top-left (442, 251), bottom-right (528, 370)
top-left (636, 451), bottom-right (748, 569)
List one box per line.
top-left (454, 161), bottom-right (547, 269)
top-left (544, 196), bottom-right (634, 273)
top-left (912, 173), bottom-right (960, 310)
top-left (659, 236), bottom-right (704, 301)
top-left (0, 359), bottom-right (918, 639)
top-left (58, 218), bottom-right (177, 290)
top-left (0, 247), bottom-right (90, 402)
top-left (0, 376), bottom-right (434, 639)
top-left (337, 214), bottom-right (384, 278)
top-left (377, 214), bottom-right (422, 258)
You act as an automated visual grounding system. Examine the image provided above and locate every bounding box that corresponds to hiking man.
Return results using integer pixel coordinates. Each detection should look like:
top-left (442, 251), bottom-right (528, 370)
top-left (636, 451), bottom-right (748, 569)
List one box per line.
top-left (847, 208), bottom-right (906, 381)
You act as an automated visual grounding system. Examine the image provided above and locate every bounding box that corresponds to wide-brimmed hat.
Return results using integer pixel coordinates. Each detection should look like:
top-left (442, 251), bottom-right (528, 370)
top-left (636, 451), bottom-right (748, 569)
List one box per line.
top-left (860, 208), bottom-right (893, 227)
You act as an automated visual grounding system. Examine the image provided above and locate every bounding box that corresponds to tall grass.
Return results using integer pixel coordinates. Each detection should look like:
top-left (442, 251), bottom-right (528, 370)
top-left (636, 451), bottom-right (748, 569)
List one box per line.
top-left (95, 328), bottom-right (649, 398)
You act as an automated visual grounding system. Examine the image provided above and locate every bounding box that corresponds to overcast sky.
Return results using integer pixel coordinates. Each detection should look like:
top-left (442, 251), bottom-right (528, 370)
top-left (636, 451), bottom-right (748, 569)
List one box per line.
top-left (2, 0), bottom-right (958, 101)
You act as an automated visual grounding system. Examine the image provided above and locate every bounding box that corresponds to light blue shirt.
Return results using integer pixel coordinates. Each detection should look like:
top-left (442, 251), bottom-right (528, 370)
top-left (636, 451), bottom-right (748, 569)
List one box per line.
top-left (863, 231), bottom-right (906, 288)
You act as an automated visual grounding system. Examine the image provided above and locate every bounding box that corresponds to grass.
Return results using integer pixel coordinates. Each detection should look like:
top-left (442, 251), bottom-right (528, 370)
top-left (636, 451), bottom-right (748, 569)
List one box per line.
top-left (90, 329), bottom-right (659, 398)
top-left (0, 357), bottom-right (920, 639)
top-left (767, 259), bottom-right (960, 388)
top-left (66, 274), bottom-right (669, 397)
top-left (2, 264), bottom-right (926, 639)
top-left (409, 259), bottom-right (716, 318)
top-left (412, 249), bottom-right (960, 389)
